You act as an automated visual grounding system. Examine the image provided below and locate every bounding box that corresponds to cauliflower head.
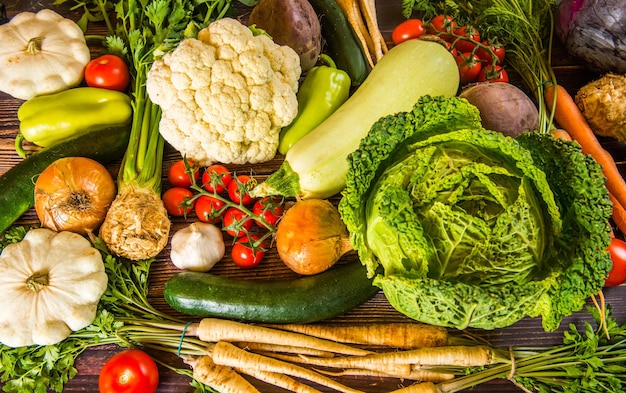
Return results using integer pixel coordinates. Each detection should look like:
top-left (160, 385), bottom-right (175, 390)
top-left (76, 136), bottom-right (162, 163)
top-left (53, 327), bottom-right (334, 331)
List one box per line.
top-left (147, 18), bottom-right (301, 165)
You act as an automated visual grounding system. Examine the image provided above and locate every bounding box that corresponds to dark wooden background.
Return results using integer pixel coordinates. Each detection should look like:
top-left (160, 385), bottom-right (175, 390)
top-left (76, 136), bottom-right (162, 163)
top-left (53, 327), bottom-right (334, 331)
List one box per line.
top-left (1, 1), bottom-right (625, 392)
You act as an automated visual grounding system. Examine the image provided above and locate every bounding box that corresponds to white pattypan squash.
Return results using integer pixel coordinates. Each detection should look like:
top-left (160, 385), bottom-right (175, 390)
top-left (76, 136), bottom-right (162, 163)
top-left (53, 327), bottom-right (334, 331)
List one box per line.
top-left (0, 228), bottom-right (108, 347)
top-left (0, 9), bottom-right (91, 100)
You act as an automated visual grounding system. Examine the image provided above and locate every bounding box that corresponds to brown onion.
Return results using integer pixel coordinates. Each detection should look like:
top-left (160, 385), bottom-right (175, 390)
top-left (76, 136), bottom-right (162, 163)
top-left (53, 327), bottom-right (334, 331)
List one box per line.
top-left (276, 199), bottom-right (353, 275)
top-left (34, 157), bottom-right (116, 234)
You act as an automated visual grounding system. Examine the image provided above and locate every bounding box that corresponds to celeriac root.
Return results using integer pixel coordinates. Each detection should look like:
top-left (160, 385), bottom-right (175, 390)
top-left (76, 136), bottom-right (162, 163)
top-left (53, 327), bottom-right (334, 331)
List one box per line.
top-left (99, 185), bottom-right (170, 260)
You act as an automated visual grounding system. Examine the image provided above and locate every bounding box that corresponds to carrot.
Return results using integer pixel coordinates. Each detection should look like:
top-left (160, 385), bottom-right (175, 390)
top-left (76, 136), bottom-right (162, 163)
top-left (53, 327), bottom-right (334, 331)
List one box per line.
top-left (211, 341), bottom-right (366, 393)
top-left (335, 0), bottom-right (375, 67)
top-left (609, 192), bottom-right (626, 236)
top-left (191, 318), bottom-right (373, 356)
top-left (357, 0), bottom-right (388, 60)
top-left (236, 368), bottom-right (323, 393)
top-left (545, 83), bottom-right (626, 216)
top-left (186, 355), bottom-right (260, 393)
top-left (389, 382), bottom-right (439, 393)
top-left (269, 322), bottom-right (449, 349)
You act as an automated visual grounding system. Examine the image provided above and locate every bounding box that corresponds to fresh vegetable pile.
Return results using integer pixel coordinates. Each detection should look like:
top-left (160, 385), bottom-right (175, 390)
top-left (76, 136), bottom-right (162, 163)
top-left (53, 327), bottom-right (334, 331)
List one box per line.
top-left (1, 0), bottom-right (626, 392)
top-left (339, 95), bottom-right (612, 331)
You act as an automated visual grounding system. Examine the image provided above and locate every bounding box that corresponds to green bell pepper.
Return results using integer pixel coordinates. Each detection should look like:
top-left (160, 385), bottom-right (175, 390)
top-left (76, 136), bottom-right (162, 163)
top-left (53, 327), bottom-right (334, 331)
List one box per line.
top-left (16, 87), bottom-right (132, 156)
top-left (278, 54), bottom-right (351, 155)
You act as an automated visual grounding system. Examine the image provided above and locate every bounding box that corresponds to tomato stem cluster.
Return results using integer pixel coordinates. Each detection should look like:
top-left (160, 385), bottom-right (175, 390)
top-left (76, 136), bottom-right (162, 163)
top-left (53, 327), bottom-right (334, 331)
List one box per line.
top-left (162, 158), bottom-right (286, 269)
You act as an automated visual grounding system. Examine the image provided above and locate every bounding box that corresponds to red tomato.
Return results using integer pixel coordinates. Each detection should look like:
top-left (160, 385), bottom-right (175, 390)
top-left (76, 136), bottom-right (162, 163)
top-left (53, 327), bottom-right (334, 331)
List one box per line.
top-left (428, 14), bottom-right (457, 36)
top-left (202, 164), bottom-right (232, 194)
top-left (606, 237), bottom-right (626, 287)
top-left (85, 54), bottom-right (131, 92)
top-left (476, 41), bottom-right (506, 64)
top-left (252, 197), bottom-right (284, 227)
top-left (162, 187), bottom-right (195, 217)
top-left (227, 175), bottom-right (256, 205)
top-left (455, 52), bottom-right (483, 84)
top-left (391, 19), bottom-right (426, 45)
top-left (452, 25), bottom-right (481, 53)
top-left (231, 235), bottom-right (265, 269)
top-left (98, 349), bottom-right (159, 393)
top-left (222, 207), bottom-right (253, 237)
top-left (167, 159), bottom-right (199, 188)
top-left (443, 41), bottom-right (458, 58)
top-left (478, 65), bottom-right (510, 83)
top-left (195, 195), bottom-right (226, 224)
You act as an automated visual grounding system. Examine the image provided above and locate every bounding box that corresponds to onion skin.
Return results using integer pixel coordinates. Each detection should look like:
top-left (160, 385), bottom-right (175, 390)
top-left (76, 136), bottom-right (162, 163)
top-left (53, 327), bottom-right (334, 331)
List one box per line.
top-left (276, 199), bottom-right (353, 275)
top-left (34, 157), bottom-right (116, 234)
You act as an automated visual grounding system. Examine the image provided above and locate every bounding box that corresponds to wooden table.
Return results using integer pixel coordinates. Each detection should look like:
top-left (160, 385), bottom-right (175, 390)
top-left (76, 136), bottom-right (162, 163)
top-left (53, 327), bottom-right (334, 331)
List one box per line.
top-left (1, 1), bottom-right (625, 392)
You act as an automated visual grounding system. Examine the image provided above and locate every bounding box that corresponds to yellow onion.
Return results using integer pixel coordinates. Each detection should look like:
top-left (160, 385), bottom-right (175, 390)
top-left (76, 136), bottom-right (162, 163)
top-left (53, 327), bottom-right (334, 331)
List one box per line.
top-left (276, 199), bottom-right (353, 275)
top-left (34, 157), bottom-right (116, 234)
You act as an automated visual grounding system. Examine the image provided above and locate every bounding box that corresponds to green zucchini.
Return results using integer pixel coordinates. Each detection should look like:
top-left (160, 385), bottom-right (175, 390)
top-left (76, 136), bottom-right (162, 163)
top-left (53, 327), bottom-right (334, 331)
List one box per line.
top-left (164, 261), bottom-right (379, 323)
top-left (308, 0), bottom-right (370, 86)
top-left (0, 125), bottom-right (131, 234)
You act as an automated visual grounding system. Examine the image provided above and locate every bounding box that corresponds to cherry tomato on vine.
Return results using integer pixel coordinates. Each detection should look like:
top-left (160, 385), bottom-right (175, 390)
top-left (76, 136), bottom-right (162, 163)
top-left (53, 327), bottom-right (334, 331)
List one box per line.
top-left (453, 25), bottom-right (481, 53)
top-left (455, 52), bottom-right (483, 84)
top-left (85, 54), bottom-right (131, 92)
top-left (167, 159), bottom-right (199, 188)
top-left (227, 174), bottom-right (256, 205)
top-left (98, 349), bottom-right (159, 393)
top-left (232, 235), bottom-right (266, 269)
top-left (443, 41), bottom-right (458, 58)
top-left (162, 187), bottom-right (195, 217)
top-left (195, 195), bottom-right (226, 224)
top-left (477, 41), bottom-right (506, 64)
top-left (223, 207), bottom-right (253, 237)
top-left (428, 14), bottom-right (457, 36)
top-left (391, 19), bottom-right (426, 45)
top-left (252, 197), bottom-right (285, 227)
top-left (202, 164), bottom-right (232, 194)
top-left (478, 65), bottom-right (509, 83)
top-left (605, 237), bottom-right (626, 287)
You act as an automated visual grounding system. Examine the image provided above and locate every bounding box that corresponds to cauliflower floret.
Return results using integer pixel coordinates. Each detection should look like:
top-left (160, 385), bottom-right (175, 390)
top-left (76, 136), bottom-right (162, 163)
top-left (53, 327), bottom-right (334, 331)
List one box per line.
top-left (147, 18), bottom-right (301, 166)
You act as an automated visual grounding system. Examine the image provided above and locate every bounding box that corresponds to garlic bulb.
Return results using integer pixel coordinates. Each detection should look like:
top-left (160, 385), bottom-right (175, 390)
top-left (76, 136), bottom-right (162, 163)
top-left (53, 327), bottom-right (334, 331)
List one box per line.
top-left (170, 222), bottom-right (225, 272)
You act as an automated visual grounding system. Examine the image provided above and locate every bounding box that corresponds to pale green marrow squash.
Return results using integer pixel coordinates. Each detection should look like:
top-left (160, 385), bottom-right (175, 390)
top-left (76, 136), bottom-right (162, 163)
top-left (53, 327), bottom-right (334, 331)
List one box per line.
top-left (253, 38), bottom-right (460, 199)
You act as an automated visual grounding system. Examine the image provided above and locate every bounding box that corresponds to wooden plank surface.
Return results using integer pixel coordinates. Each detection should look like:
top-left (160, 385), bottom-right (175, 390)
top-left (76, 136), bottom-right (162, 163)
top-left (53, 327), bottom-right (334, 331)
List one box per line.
top-left (1, 1), bottom-right (625, 392)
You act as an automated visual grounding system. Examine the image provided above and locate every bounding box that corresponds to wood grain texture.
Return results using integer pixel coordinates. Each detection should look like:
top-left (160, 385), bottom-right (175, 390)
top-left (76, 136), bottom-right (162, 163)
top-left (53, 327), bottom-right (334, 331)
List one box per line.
top-left (1, 1), bottom-right (625, 392)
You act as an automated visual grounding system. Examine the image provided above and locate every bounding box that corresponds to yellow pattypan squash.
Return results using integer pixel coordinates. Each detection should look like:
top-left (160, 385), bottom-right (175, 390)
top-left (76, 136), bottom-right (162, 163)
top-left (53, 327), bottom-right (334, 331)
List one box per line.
top-left (0, 228), bottom-right (108, 347)
top-left (0, 9), bottom-right (91, 100)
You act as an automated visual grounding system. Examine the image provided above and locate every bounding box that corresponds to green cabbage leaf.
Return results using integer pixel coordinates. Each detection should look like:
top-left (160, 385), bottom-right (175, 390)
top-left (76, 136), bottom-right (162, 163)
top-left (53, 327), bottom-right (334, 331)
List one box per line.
top-left (339, 95), bottom-right (612, 331)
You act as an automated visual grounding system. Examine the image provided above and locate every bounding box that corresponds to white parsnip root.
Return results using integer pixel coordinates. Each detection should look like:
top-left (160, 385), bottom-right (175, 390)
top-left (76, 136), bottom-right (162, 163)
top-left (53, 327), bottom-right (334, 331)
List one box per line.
top-left (192, 318), bottom-right (373, 356)
top-left (211, 341), bottom-right (366, 393)
top-left (186, 355), bottom-right (260, 393)
top-left (335, 0), bottom-right (388, 65)
top-left (270, 322), bottom-right (449, 349)
top-left (119, 317), bottom-right (506, 393)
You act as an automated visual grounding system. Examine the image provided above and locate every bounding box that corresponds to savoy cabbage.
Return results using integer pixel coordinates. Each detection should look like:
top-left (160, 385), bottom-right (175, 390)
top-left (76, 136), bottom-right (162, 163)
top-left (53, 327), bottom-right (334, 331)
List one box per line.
top-left (339, 95), bottom-right (612, 331)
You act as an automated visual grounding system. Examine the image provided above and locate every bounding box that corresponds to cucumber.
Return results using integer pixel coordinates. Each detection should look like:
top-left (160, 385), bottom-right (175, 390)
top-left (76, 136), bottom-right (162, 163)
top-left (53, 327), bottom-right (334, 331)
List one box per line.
top-left (0, 125), bottom-right (131, 234)
top-left (308, 0), bottom-right (370, 86)
top-left (164, 261), bottom-right (379, 323)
